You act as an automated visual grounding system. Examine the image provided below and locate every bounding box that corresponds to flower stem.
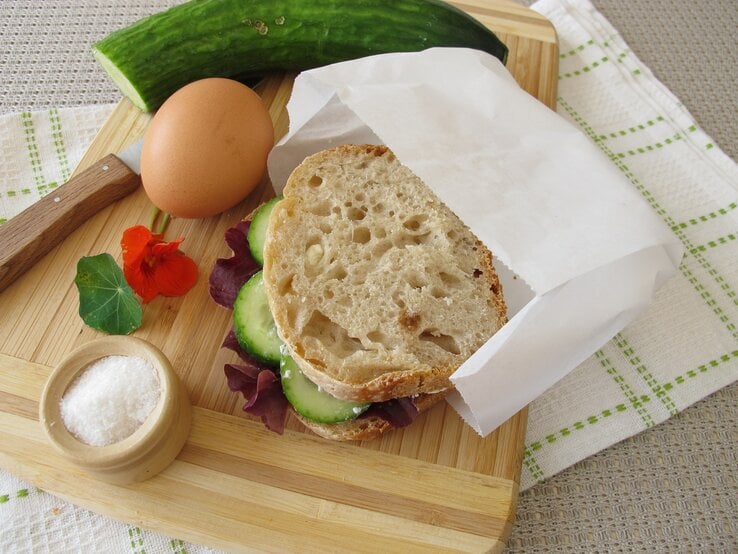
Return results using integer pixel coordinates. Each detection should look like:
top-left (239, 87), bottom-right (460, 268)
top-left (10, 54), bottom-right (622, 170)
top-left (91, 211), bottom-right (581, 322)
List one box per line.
top-left (156, 212), bottom-right (171, 235)
top-left (148, 207), bottom-right (171, 235)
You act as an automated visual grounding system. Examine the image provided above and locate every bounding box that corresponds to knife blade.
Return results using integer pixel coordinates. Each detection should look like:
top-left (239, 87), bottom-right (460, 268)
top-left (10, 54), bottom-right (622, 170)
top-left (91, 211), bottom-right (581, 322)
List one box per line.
top-left (0, 139), bottom-right (144, 293)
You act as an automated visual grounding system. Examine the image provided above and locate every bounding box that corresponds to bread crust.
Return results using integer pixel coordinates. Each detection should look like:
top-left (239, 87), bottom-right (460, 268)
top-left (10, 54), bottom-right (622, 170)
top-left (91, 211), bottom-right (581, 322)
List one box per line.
top-left (263, 144), bottom-right (507, 403)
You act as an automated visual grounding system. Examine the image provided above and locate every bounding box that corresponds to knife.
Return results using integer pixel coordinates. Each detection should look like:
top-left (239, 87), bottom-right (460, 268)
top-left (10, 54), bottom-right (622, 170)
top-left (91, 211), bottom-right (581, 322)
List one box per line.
top-left (0, 139), bottom-right (143, 293)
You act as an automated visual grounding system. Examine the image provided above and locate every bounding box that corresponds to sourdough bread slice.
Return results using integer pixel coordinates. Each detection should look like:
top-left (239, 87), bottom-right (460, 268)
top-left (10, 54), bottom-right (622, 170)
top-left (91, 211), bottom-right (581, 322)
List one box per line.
top-left (263, 145), bottom-right (506, 403)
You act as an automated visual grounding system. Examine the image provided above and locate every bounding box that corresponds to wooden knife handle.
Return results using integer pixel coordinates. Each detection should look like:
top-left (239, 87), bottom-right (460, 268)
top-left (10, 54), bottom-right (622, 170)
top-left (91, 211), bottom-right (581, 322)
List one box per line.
top-left (0, 154), bottom-right (141, 293)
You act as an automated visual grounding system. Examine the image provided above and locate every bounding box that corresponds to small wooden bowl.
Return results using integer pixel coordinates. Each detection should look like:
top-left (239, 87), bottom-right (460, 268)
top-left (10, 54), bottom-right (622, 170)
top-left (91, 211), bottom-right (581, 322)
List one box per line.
top-left (39, 335), bottom-right (191, 485)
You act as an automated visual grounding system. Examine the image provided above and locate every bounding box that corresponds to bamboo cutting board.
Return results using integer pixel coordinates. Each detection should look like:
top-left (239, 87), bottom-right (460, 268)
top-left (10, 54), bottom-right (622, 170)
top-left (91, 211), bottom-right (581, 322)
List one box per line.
top-left (0, 1), bottom-right (557, 552)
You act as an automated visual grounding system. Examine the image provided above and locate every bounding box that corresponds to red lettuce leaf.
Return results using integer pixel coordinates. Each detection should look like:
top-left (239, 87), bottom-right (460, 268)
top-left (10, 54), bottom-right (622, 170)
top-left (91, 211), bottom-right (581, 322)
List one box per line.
top-left (222, 328), bottom-right (252, 361)
top-left (222, 329), bottom-right (289, 434)
top-left (224, 362), bottom-right (289, 434)
top-left (362, 396), bottom-right (420, 428)
top-left (209, 220), bottom-right (260, 309)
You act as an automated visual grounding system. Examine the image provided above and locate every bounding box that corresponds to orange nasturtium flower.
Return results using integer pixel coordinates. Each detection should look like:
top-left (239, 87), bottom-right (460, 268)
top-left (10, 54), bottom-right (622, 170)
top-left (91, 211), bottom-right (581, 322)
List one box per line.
top-left (121, 225), bottom-right (198, 304)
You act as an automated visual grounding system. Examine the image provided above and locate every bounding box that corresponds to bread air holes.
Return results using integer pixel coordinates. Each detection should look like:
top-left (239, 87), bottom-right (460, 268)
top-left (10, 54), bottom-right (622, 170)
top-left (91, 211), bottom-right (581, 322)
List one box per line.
top-left (399, 310), bottom-right (421, 330)
top-left (346, 207), bottom-right (366, 221)
top-left (430, 286), bottom-right (448, 299)
top-left (325, 264), bottom-right (347, 281)
top-left (366, 329), bottom-right (397, 349)
top-left (304, 310), bottom-right (365, 359)
top-left (372, 239), bottom-right (392, 258)
top-left (278, 273), bottom-right (296, 296)
top-left (406, 272), bottom-right (428, 291)
top-left (352, 226), bottom-right (371, 244)
top-left (419, 329), bottom-right (461, 355)
top-left (402, 214), bottom-right (427, 232)
top-left (392, 290), bottom-right (406, 310)
top-left (308, 174), bottom-right (323, 187)
top-left (393, 230), bottom-right (430, 248)
top-left (439, 271), bottom-right (461, 287)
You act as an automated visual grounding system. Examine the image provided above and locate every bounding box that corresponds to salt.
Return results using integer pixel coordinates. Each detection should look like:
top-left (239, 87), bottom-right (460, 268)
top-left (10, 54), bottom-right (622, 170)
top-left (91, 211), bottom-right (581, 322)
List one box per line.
top-left (59, 355), bottom-right (161, 446)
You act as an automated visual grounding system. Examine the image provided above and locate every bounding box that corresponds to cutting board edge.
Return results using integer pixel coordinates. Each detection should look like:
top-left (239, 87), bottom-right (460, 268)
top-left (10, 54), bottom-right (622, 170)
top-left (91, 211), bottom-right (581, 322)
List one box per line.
top-left (0, 397), bottom-right (522, 554)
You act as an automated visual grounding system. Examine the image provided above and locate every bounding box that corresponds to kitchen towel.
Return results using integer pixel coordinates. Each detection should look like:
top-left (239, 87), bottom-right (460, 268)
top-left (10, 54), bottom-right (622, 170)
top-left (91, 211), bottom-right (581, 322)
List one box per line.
top-left (521, 0), bottom-right (737, 490)
top-left (1, 0), bottom-right (736, 551)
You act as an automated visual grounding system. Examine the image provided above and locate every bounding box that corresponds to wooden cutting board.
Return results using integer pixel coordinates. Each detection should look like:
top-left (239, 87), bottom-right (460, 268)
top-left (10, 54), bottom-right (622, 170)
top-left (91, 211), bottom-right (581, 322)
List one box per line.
top-left (0, 1), bottom-right (557, 552)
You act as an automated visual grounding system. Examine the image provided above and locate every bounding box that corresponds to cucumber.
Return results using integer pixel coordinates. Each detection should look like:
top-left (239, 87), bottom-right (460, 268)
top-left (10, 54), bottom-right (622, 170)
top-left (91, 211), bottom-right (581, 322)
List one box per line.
top-left (92, 0), bottom-right (508, 111)
top-left (233, 270), bottom-right (282, 366)
top-left (247, 196), bottom-right (282, 266)
top-left (280, 354), bottom-right (370, 423)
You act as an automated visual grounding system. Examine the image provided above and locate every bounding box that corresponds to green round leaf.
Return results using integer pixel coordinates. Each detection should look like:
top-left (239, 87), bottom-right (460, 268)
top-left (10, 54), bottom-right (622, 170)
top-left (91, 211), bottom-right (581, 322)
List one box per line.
top-left (75, 253), bottom-right (142, 335)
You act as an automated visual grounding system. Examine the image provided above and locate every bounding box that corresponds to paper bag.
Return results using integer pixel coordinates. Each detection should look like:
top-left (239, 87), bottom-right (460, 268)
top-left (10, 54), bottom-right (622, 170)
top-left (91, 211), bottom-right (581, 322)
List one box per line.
top-left (267, 47), bottom-right (683, 436)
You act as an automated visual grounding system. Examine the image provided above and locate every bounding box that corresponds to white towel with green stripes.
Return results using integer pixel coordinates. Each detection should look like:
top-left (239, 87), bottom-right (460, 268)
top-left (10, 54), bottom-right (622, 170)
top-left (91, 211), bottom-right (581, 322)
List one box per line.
top-left (0, 0), bottom-right (736, 551)
top-left (520, 0), bottom-right (738, 489)
top-left (0, 105), bottom-right (114, 224)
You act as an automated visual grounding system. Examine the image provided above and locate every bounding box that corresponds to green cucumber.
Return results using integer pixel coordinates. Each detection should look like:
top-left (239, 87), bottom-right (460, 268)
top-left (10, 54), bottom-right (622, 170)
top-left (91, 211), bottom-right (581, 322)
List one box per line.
top-left (247, 196), bottom-right (282, 266)
top-left (233, 270), bottom-right (282, 366)
top-left (92, 0), bottom-right (508, 111)
top-left (280, 354), bottom-right (370, 423)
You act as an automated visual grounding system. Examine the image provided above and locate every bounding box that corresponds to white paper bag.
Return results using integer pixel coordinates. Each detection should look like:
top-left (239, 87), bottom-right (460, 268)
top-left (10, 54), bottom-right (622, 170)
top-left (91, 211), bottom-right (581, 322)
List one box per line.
top-left (267, 47), bottom-right (683, 436)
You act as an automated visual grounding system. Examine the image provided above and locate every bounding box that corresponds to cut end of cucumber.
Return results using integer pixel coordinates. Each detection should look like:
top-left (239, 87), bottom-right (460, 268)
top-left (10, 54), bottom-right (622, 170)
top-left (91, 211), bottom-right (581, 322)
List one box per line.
top-left (280, 354), bottom-right (370, 424)
top-left (248, 195), bottom-right (283, 266)
top-left (233, 271), bottom-right (283, 366)
top-left (92, 46), bottom-right (151, 112)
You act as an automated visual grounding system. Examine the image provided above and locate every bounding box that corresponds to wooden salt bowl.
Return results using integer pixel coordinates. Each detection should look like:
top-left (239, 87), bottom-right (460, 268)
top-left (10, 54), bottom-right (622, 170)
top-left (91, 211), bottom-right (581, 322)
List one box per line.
top-left (39, 335), bottom-right (191, 485)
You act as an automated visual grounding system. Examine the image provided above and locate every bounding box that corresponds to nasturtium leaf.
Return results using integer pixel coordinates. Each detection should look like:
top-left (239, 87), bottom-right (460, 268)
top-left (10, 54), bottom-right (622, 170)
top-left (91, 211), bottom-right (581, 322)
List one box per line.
top-left (75, 253), bottom-right (142, 335)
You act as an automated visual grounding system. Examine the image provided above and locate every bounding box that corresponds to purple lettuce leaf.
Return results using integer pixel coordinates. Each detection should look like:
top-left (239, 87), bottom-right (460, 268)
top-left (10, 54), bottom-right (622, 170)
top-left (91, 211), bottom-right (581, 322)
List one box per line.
top-left (362, 396), bottom-right (420, 428)
top-left (224, 362), bottom-right (289, 434)
top-left (209, 220), bottom-right (260, 309)
top-left (222, 328), bottom-right (253, 362)
top-left (222, 330), bottom-right (289, 434)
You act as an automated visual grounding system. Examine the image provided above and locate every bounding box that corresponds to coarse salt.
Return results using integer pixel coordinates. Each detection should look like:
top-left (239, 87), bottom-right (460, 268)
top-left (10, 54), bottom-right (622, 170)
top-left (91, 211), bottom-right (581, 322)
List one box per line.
top-left (59, 355), bottom-right (161, 446)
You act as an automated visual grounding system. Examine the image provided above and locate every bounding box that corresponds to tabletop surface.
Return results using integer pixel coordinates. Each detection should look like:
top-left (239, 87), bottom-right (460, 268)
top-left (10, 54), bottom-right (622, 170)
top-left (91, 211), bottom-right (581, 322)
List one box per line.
top-left (1, 1), bottom-right (736, 552)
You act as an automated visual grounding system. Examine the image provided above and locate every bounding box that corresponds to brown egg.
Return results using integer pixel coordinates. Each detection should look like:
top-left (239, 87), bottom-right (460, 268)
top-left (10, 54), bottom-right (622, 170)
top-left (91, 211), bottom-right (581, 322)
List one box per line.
top-left (140, 78), bottom-right (274, 218)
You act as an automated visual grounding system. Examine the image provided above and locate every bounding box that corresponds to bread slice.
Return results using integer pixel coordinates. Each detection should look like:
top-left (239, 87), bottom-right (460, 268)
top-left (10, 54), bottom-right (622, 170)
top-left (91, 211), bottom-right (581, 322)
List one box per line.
top-left (263, 144), bottom-right (506, 403)
top-left (294, 391), bottom-right (448, 441)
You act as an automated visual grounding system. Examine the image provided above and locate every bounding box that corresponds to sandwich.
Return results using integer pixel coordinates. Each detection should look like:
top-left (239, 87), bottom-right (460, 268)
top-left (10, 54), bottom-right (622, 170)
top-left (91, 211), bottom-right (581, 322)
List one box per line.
top-left (210, 144), bottom-right (506, 440)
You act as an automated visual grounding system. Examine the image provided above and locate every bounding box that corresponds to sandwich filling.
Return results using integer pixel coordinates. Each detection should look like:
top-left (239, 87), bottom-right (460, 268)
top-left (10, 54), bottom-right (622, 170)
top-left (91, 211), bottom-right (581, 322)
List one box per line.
top-left (210, 145), bottom-right (506, 440)
top-left (210, 217), bottom-right (425, 435)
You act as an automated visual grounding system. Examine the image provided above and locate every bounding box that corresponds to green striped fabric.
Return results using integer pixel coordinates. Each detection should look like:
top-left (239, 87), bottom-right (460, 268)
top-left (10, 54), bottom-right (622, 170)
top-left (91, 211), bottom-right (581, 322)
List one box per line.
top-left (520, 0), bottom-right (738, 490)
top-left (0, 106), bottom-right (113, 225)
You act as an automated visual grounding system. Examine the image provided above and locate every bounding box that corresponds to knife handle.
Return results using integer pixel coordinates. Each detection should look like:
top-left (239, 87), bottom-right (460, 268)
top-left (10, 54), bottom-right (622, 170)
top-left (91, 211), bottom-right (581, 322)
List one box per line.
top-left (0, 154), bottom-right (140, 293)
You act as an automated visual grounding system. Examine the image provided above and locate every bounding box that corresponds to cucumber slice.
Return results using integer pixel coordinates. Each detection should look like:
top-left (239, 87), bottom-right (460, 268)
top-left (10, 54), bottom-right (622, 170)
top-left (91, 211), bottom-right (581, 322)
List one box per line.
top-left (247, 196), bottom-right (282, 266)
top-left (233, 271), bottom-right (282, 366)
top-left (280, 354), bottom-right (370, 424)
